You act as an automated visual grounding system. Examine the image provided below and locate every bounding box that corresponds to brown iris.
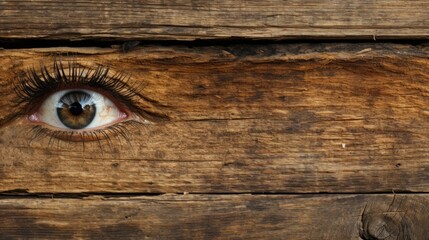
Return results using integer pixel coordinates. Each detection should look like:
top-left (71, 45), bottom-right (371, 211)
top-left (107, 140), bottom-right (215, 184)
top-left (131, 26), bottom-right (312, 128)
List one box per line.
top-left (56, 91), bottom-right (96, 129)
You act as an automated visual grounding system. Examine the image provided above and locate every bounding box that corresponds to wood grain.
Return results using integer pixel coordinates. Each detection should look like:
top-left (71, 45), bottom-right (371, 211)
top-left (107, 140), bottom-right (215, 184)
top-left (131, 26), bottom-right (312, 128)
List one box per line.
top-left (0, 0), bottom-right (428, 40)
top-left (0, 43), bottom-right (429, 193)
top-left (1, 194), bottom-right (428, 239)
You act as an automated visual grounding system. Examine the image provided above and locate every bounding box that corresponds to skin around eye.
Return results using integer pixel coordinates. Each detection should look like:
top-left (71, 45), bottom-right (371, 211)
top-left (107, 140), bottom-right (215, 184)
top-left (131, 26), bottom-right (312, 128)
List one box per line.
top-left (28, 89), bottom-right (128, 130)
top-left (10, 61), bottom-right (164, 143)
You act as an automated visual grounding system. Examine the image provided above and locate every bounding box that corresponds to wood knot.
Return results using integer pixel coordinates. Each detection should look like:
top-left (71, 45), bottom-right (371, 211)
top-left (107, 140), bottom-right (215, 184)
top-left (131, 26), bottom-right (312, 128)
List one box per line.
top-left (360, 213), bottom-right (401, 240)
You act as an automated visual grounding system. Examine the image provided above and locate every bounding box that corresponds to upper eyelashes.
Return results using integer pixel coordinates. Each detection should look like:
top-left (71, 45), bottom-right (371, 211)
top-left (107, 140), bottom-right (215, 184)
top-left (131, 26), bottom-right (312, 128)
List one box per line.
top-left (14, 61), bottom-right (137, 114)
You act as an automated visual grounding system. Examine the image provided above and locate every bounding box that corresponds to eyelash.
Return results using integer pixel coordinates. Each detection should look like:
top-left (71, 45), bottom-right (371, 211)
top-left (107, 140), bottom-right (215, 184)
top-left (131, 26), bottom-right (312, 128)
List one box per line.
top-left (13, 60), bottom-right (158, 150)
top-left (15, 61), bottom-right (137, 113)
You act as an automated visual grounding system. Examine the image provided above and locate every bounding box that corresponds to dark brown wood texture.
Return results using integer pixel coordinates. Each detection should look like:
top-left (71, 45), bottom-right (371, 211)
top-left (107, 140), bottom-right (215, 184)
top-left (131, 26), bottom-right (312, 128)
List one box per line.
top-left (1, 43), bottom-right (429, 194)
top-left (2, 1), bottom-right (429, 238)
top-left (1, 194), bottom-right (428, 239)
top-left (0, 0), bottom-right (429, 40)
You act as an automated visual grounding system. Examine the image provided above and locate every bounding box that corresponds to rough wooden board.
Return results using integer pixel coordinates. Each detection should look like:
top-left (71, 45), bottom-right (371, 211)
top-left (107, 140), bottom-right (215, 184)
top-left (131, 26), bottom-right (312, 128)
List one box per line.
top-left (1, 44), bottom-right (429, 193)
top-left (0, 0), bottom-right (429, 40)
top-left (0, 194), bottom-right (428, 239)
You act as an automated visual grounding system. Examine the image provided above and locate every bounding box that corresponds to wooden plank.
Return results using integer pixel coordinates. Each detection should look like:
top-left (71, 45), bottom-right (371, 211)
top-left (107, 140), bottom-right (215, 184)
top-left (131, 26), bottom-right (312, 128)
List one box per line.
top-left (0, 0), bottom-right (428, 40)
top-left (0, 194), bottom-right (428, 239)
top-left (0, 43), bottom-right (429, 193)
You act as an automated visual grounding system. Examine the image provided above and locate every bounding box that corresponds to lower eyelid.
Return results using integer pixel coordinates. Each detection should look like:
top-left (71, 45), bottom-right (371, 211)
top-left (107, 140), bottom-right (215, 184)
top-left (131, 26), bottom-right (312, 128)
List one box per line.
top-left (30, 119), bottom-right (144, 143)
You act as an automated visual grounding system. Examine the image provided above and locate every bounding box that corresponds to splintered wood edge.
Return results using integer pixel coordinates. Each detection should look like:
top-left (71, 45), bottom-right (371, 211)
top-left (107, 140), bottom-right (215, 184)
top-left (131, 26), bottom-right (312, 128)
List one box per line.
top-left (2, 43), bottom-right (429, 57)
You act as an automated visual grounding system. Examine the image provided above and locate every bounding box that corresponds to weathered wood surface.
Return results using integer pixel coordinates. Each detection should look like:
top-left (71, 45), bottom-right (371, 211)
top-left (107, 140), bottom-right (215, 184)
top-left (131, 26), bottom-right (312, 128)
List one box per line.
top-left (1, 0), bottom-right (429, 41)
top-left (1, 194), bottom-right (429, 239)
top-left (1, 43), bottom-right (429, 193)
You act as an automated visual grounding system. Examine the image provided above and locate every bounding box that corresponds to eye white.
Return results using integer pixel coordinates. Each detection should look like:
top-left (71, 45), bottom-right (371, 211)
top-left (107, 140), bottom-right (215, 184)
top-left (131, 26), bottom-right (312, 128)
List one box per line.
top-left (36, 89), bottom-right (126, 130)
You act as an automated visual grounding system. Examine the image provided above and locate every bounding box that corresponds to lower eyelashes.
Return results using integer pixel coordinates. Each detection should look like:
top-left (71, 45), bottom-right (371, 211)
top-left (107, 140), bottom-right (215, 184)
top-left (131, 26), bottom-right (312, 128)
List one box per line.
top-left (18, 120), bottom-right (145, 155)
top-left (30, 120), bottom-right (142, 145)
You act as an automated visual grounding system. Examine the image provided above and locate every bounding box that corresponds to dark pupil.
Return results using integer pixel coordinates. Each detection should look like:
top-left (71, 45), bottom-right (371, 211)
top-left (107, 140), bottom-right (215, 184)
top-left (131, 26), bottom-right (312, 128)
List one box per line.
top-left (57, 91), bottom-right (96, 129)
top-left (69, 102), bottom-right (83, 115)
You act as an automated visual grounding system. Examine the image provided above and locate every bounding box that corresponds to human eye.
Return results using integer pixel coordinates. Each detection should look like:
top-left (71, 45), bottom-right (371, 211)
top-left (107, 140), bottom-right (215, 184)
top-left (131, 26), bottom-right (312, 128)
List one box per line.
top-left (30, 89), bottom-right (127, 133)
top-left (10, 60), bottom-right (165, 147)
